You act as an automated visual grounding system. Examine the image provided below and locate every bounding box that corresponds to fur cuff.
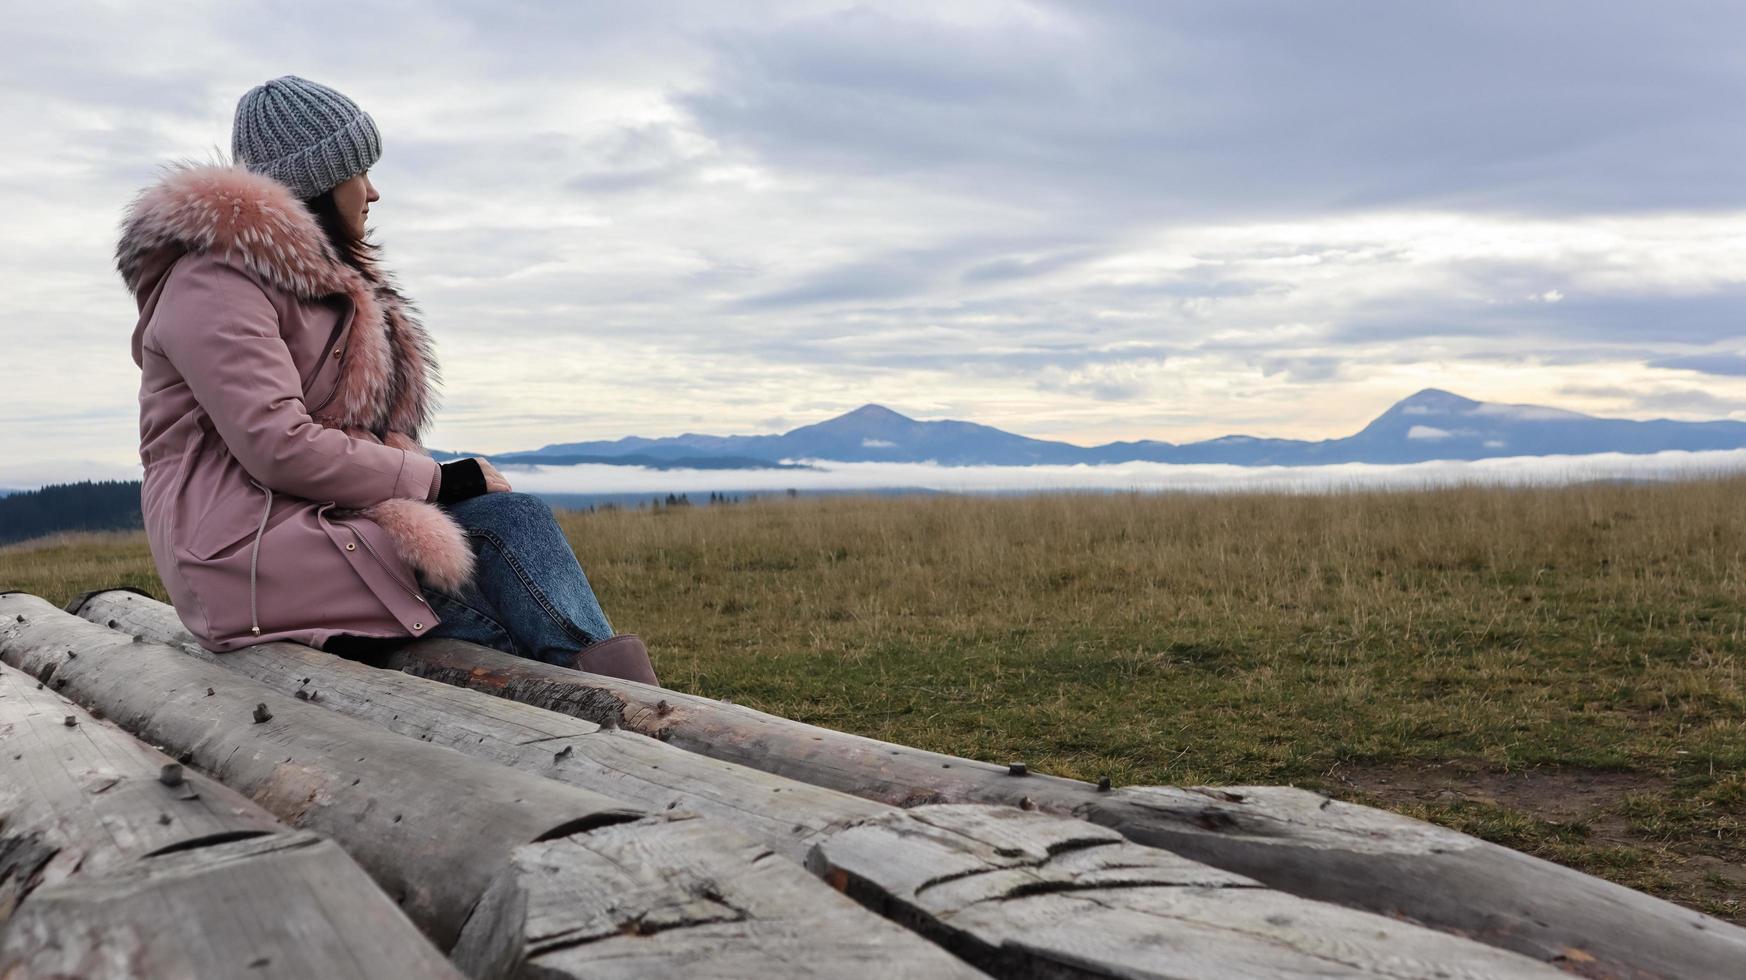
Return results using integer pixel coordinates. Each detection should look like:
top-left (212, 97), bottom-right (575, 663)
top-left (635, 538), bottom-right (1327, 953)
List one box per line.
top-left (361, 498), bottom-right (475, 593)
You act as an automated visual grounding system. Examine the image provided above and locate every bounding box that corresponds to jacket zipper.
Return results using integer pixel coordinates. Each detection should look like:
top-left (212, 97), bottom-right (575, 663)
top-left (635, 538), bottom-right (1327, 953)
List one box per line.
top-left (308, 324), bottom-right (351, 414)
top-left (308, 294), bottom-right (359, 415)
top-left (244, 297), bottom-right (399, 641)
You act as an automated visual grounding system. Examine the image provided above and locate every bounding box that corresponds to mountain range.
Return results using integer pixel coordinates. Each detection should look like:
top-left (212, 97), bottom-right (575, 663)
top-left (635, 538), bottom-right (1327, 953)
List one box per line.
top-left (440, 389), bottom-right (1746, 469)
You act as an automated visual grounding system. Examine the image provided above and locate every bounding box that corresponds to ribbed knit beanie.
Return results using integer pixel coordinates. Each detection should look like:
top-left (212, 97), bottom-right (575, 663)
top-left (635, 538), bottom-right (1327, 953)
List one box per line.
top-left (231, 75), bottom-right (382, 200)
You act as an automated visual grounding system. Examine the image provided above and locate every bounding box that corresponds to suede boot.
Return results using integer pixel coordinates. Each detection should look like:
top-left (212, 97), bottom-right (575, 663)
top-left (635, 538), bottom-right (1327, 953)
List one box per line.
top-left (569, 634), bottom-right (659, 686)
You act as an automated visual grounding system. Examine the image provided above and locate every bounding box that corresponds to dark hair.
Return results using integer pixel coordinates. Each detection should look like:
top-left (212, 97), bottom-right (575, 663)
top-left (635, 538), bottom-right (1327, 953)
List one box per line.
top-left (301, 186), bottom-right (380, 283)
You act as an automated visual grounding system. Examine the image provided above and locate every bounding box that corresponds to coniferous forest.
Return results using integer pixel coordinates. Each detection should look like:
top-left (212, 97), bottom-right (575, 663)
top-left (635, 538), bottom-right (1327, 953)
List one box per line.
top-left (0, 480), bottom-right (142, 546)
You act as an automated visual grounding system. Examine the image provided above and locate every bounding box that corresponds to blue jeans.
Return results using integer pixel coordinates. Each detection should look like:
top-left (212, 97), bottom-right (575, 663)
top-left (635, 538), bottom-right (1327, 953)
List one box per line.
top-left (417, 492), bottom-right (614, 664)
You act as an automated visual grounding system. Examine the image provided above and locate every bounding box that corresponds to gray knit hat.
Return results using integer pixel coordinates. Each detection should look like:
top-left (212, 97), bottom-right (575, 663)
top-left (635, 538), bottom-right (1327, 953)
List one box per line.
top-left (231, 75), bottom-right (382, 199)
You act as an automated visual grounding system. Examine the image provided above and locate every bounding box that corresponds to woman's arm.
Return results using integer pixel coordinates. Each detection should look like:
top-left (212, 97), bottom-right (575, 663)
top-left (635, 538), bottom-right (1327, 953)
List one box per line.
top-left (382, 430), bottom-right (510, 502)
top-left (153, 256), bottom-right (439, 508)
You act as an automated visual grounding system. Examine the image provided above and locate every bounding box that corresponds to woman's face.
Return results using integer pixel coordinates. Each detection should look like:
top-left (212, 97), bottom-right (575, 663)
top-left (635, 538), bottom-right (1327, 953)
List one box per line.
top-left (331, 171), bottom-right (379, 241)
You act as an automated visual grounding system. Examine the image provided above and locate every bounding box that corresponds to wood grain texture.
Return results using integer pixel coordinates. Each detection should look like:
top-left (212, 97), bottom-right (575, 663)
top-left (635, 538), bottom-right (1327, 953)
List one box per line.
top-left (455, 813), bottom-right (987, 980)
top-left (0, 593), bottom-right (641, 949)
top-left (381, 635), bottom-right (1060, 811)
top-left (1, 832), bottom-right (459, 980)
top-left (75, 589), bottom-right (887, 864)
top-left (351, 619), bottom-right (1746, 979)
top-left (0, 662), bottom-right (456, 979)
top-left (809, 805), bottom-right (1570, 980)
top-left (1079, 785), bottom-right (1746, 980)
top-left (0, 662), bottom-right (280, 912)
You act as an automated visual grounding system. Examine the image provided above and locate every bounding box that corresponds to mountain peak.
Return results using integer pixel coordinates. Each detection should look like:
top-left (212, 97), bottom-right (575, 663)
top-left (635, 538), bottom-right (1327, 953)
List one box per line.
top-left (779, 403), bottom-right (921, 440)
top-left (840, 404), bottom-right (913, 422)
top-left (1394, 388), bottom-right (1480, 412)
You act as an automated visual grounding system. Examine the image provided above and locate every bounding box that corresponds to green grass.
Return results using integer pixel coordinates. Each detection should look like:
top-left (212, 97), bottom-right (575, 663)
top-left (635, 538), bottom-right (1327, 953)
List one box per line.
top-left (5, 479), bottom-right (1743, 920)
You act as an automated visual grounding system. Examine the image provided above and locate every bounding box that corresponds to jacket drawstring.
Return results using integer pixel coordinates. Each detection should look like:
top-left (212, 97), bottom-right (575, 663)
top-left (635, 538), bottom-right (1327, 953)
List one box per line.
top-left (248, 479), bottom-right (273, 636)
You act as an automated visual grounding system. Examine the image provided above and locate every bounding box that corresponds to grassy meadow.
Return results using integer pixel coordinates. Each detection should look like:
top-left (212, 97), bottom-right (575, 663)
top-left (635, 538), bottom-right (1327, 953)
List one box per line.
top-left (4, 479), bottom-right (1743, 921)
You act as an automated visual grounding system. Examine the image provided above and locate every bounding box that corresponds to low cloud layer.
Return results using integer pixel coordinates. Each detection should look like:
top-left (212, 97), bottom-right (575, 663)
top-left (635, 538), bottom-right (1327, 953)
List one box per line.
top-left (509, 449), bottom-right (1746, 498)
top-left (5, 1), bottom-right (1746, 485)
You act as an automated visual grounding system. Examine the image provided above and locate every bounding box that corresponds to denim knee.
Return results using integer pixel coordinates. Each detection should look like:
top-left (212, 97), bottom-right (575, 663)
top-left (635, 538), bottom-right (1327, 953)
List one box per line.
top-left (446, 491), bottom-right (555, 537)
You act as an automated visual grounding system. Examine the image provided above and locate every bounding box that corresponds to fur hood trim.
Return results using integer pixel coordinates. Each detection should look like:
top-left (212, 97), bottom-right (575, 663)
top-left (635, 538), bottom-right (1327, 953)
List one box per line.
top-left (116, 161), bottom-right (438, 440)
top-left (119, 162), bottom-right (471, 594)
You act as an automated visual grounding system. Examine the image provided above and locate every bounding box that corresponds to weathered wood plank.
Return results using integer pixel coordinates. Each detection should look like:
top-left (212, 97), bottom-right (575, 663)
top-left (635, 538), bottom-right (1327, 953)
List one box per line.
top-left (454, 813), bottom-right (985, 980)
top-left (355, 612), bottom-right (1746, 979)
top-left (809, 805), bottom-right (1569, 980)
top-left (0, 593), bottom-right (642, 949)
top-left (2, 832), bottom-right (460, 980)
top-left (0, 663), bottom-right (457, 978)
top-left (75, 589), bottom-right (887, 864)
top-left (7, 595), bottom-right (987, 975)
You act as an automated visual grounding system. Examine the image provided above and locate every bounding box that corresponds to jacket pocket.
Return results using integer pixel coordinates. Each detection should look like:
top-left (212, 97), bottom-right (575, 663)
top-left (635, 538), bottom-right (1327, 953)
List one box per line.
top-left (181, 447), bottom-right (279, 560)
top-left (185, 496), bottom-right (279, 561)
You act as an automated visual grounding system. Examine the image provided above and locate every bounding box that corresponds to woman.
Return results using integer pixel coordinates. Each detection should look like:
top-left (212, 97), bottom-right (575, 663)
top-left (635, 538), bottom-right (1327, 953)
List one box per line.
top-left (117, 74), bottom-right (657, 684)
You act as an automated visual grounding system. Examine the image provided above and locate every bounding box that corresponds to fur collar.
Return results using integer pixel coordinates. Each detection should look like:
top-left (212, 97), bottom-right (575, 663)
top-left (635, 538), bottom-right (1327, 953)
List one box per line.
top-left (117, 162), bottom-right (438, 440)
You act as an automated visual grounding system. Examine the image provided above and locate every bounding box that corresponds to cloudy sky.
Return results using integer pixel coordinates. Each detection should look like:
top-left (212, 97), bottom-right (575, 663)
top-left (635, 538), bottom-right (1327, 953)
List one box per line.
top-left (5, 0), bottom-right (1746, 485)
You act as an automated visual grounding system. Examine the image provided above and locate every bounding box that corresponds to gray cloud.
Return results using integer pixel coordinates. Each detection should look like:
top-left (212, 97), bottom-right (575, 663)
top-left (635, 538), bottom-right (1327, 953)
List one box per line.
top-left (732, 248), bottom-right (957, 309)
top-left (961, 248), bottom-right (1101, 283)
top-left (5, 1), bottom-right (1746, 478)
top-left (682, 1), bottom-right (1746, 221)
top-left (1561, 384), bottom-right (1746, 418)
top-left (1649, 353), bottom-right (1746, 377)
top-left (1258, 356), bottom-right (1345, 384)
top-left (1332, 288), bottom-right (1746, 347)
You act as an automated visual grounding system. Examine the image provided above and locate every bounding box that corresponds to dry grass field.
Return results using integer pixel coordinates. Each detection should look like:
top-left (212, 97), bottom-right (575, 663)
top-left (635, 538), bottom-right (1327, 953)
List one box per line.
top-left (4, 478), bottom-right (1742, 921)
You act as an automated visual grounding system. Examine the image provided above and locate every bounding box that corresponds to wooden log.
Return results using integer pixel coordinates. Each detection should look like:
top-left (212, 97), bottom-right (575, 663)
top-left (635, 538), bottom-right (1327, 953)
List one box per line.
top-left (71, 593), bottom-right (1675, 979)
top-left (0, 662), bottom-right (458, 978)
top-left (453, 813), bottom-right (983, 980)
top-left (0, 592), bottom-right (643, 949)
top-left (348, 609), bottom-right (1746, 979)
top-left (0, 661), bottom-right (281, 906)
top-left (3, 833), bottom-right (460, 979)
top-left (809, 805), bottom-right (1567, 980)
top-left (75, 589), bottom-right (888, 864)
top-left (382, 634), bottom-right (1066, 809)
top-left (5, 595), bottom-right (980, 976)
top-left (64, 586), bottom-right (1599, 978)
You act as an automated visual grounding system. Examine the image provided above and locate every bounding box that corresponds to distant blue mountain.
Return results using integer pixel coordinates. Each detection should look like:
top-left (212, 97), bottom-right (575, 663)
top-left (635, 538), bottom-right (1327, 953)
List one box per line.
top-left (1250, 388), bottom-right (1746, 465)
top-left (525, 404), bottom-right (1088, 466)
top-left (447, 390), bottom-right (1746, 468)
top-left (430, 450), bottom-right (811, 471)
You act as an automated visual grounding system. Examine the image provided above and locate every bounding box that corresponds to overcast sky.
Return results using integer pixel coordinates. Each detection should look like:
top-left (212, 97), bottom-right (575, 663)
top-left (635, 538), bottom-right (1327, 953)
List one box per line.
top-left (4, 0), bottom-right (1746, 484)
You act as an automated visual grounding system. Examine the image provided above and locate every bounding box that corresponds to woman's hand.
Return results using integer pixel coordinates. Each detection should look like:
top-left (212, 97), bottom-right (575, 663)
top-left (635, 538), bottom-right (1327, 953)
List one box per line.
top-left (477, 458), bottom-right (513, 493)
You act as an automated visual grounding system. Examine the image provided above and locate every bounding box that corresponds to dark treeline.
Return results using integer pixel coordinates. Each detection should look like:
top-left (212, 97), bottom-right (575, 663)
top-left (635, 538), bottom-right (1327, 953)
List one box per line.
top-left (646, 491), bottom-right (787, 510)
top-left (0, 480), bottom-right (143, 546)
top-left (0, 481), bottom-right (804, 544)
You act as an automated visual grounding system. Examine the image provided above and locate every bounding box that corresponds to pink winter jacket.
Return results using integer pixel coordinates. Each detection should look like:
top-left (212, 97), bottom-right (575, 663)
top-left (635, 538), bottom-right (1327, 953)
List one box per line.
top-left (118, 163), bottom-right (475, 652)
